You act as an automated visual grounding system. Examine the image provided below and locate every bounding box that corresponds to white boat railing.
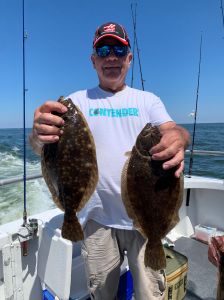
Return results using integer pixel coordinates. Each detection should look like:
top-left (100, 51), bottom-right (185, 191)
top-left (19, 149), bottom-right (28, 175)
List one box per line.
top-left (0, 173), bottom-right (42, 186)
top-left (0, 150), bottom-right (223, 187)
top-left (185, 149), bottom-right (224, 156)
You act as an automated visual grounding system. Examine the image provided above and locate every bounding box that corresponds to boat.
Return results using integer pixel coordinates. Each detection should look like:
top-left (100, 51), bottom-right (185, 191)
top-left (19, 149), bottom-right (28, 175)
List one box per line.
top-left (0, 151), bottom-right (224, 300)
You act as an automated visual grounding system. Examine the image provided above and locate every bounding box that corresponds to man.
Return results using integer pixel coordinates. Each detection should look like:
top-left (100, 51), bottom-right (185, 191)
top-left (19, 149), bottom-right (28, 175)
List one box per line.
top-left (30, 22), bottom-right (190, 300)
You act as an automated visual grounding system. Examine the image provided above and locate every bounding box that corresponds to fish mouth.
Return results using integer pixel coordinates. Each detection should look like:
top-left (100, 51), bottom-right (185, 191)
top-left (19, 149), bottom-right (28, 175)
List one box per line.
top-left (136, 123), bottom-right (161, 154)
top-left (59, 97), bottom-right (71, 107)
top-left (60, 98), bottom-right (75, 110)
top-left (140, 123), bottom-right (154, 137)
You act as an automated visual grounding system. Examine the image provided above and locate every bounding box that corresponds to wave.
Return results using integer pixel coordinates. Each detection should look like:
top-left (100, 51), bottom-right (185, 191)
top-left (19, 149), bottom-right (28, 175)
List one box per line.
top-left (0, 178), bottom-right (55, 225)
top-left (0, 150), bottom-right (54, 225)
top-left (12, 146), bottom-right (20, 152)
top-left (0, 151), bottom-right (40, 178)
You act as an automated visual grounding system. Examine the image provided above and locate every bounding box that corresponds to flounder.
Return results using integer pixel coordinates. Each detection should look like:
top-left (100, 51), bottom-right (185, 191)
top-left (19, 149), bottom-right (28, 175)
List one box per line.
top-left (41, 96), bottom-right (98, 242)
top-left (121, 123), bottom-right (183, 270)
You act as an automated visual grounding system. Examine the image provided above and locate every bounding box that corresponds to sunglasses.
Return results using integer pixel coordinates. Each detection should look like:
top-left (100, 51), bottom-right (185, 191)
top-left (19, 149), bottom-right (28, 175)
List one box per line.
top-left (95, 45), bottom-right (129, 57)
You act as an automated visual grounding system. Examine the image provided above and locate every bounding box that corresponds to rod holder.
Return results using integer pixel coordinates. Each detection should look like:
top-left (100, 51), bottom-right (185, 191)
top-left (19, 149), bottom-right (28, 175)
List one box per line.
top-left (17, 218), bottom-right (39, 256)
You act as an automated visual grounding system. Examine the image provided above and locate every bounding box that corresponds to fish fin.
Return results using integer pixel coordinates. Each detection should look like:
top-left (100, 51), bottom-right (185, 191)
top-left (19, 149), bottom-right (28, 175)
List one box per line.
top-left (41, 154), bottom-right (64, 212)
top-left (121, 157), bottom-right (139, 223)
top-left (61, 213), bottom-right (84, 242)
top-left (144, 240), bottom-right (166, 271)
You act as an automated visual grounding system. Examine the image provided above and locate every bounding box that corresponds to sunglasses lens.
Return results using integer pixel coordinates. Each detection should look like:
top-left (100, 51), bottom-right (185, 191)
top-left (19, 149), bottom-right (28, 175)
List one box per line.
top-left (113, 46), bottom-right (128, 57)
top-left (96, 45), bottom-right (111, 57)
top-left (96, 45), bottom-right (128, 57)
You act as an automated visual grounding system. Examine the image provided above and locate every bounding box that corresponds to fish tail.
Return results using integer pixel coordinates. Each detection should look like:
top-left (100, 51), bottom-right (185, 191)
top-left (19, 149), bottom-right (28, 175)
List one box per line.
top-left (61, 213), bottom-right (84, 242)
top-left (144, 240), bottom-right (166, 271)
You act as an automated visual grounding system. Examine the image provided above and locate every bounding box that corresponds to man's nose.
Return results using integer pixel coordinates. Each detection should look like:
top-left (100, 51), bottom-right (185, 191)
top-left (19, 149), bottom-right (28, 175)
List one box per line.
top-left (106, 50), bottom-right (118, 60)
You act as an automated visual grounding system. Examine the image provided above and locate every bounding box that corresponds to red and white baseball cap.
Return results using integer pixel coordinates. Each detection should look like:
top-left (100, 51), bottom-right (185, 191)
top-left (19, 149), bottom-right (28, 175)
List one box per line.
top-left (93, 22), bottom-right (131, 48)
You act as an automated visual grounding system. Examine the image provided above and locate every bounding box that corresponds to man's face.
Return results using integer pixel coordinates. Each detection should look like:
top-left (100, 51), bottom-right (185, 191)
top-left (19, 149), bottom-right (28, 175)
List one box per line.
top-left (91, 37), bottom-right (132, 91)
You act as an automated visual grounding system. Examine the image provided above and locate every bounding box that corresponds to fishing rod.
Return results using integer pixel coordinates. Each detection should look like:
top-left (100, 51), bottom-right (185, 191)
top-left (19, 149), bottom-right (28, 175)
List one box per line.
top-left (188, 34), bottom-right (203, 177)
top-left (20, 0), bottom-right (38, 256)
top-left (131, 3), bottom-right (136, 87)
top-left (220, 0), bottom-right (224, 36)
top-left (130, 2), bottom-right (145, 90)
top-left (22, 0), bottom-right (28, 226)
top-left (21, 0), bottom-right (29, 256)
top-left (186, 34), bottom-right (203, 206)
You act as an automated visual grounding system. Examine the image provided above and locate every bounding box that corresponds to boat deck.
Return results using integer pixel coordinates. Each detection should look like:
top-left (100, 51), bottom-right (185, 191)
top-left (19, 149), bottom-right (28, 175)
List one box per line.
top-left (174, 237), bottom-right (217, 300)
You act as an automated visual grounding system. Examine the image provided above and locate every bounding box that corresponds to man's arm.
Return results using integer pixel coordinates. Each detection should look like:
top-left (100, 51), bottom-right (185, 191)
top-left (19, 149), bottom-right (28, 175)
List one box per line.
top-left (150, 121), bottom-right (190, 178)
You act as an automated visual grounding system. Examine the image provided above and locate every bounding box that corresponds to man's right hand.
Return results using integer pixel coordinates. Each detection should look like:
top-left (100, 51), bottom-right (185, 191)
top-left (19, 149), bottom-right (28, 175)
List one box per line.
top-left (30, 101), bottom-right (67, 154)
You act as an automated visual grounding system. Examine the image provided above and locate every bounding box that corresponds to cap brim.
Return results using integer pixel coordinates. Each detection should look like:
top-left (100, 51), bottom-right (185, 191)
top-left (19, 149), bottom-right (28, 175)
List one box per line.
top-left (93, 34), bottom-right (129, 48)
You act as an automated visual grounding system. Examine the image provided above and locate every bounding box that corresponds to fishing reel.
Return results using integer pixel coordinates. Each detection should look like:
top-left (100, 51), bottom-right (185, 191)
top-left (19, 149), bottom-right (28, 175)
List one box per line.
top-left (17, 218), bottom-right (39, 256)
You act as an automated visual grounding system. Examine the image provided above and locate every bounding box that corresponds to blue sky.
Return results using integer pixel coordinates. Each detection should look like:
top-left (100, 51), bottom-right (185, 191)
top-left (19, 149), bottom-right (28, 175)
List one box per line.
top-left (0, 0), bottom-right (224, 128)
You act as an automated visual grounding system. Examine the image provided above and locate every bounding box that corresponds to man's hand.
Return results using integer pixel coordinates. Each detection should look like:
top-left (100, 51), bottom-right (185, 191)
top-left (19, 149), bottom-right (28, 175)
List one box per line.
top-left (208, 236), bottom-right (224, 268)
top-left (29, 101), bottom-right (67, 155)
top-left (150, 122), bottom-right (190, 178)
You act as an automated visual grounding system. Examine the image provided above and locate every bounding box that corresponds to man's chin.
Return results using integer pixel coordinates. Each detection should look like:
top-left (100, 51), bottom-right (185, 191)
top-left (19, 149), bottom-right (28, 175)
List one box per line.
top-left (103, 69), bottom-right (121, 77)
top-left (103, 74), bottom-right (122, 83)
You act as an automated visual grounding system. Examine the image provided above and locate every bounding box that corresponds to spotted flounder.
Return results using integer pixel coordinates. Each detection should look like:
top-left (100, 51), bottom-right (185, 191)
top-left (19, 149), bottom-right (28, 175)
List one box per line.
top-left (41, 96), bottom-right (98, 242)
top-left (121, 123), bottom-right (183, 270)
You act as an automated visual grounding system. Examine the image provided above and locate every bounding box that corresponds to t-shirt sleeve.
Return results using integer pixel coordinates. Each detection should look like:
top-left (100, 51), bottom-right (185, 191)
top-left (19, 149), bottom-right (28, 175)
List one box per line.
top-left (149, 96), bottom-right (173, 126)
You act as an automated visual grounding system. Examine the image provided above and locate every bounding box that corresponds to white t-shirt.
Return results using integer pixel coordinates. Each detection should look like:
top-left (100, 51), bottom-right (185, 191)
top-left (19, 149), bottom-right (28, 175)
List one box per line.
top-left (67, 85), bottom-right (173, 230)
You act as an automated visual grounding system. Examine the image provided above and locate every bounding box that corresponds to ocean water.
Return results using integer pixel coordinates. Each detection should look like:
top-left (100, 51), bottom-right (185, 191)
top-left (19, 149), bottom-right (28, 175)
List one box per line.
top-left (0, 124), bottom-right (223, 225)
top-left (182, 123), bottom-right (224, 178)
top-left (0, 128), bottom-right (53, 224)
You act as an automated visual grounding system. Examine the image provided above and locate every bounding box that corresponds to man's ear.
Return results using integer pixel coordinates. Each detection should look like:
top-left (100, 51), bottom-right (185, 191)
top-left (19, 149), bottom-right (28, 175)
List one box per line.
top-left (91, 54), bottom-right (96, 69)
top-left (128, 52), bottom-right (133, 67)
